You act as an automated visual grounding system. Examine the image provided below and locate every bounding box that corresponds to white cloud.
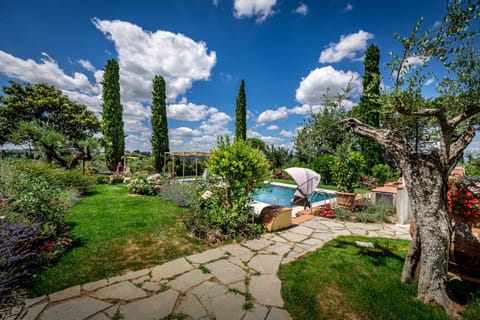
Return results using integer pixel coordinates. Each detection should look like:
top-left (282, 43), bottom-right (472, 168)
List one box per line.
top-left (319, 30), bottom-right (373, 63)
top-left (261, 135), bottom-right (284, 145)
top-left (92, 18), bottom-right (216, 102)
top-left (247, 129), bottom-right (262, 138)
top-left (170, 127), bottom-right (200, 137)
top-left (294, 2), bottom-right (308, 15)
top-left (398, 55), bottom-right (430, 76)
top-left (233, 0), bottom-right (278, 23)
top-left (0, 50), bottom-right (96, 94)
top-left (289, 104), bottom-right (322, 115)
top-left (266, 125), bottom-right (279, 131)
top-left (199, 111), bottom-right (232, 135)
top-left (342, 3), bottom-right (353, 12)
top-left (425, 77), bottom-right (435, 86)
top-left (212, 0), bottom-right (221, 7)
top-left (280, 130), bottom-right (295, 137)
top-left (296, 66), bottom-right (362, 105)
top-left (167, 102), bottom-right (217, 121)
top-left (257, 106), bottom-right (289, 123)
top-left (78, 59), bottom-right (96, 72)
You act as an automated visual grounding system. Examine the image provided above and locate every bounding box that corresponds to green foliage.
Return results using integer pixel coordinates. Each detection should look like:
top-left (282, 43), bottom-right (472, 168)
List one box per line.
top-left (207, 136), bottom-right (270, 200)
top-left (312, 155), bottom-right (335, 185)
top-left (102, 59), bottom-right (125, 171)
top-left (332, 144), bottom-right (365, 193)
top-left (246, 138), bottom-right (266, 153)
top-left (372, 164), bottom-right (393, 186)
top-left (353, 199), bottom-right (395, 223)
top-left (0, 81), bottom-right (101, 168)
top-left (294, 94), bottom-right (351, 163)
top-left (278, 237), bottom-right (457, 320)
top-left (27, 184), bottom-right (209, 296)
top-left (151, 75), bottom-right (169, 172)
top-left (264, 144), bottom-right (294, 170)
top-left (184, 137), bottom-right (269, 242)
top-left (158, 181), bottom-right (197, 207)
top-left (235, 79), bottom-right (247, 140)
top-left (127, 174), bottom-right (166, 195)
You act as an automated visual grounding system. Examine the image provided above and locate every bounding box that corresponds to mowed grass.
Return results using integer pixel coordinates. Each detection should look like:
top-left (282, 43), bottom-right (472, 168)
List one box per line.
top-left (28, 184), bottom-right (210, 296)
top-left (279, 236), bottom-right (480, 320)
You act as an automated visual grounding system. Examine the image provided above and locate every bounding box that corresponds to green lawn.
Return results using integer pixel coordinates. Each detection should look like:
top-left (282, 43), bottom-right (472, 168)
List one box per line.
top-left (279, 236), bottom-right (480, 320)
top-left (28, 184), bottom-right (210, 297)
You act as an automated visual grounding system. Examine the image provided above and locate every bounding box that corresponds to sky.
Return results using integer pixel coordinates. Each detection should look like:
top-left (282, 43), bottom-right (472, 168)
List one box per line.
top-left (1, 0), bottom-right (470, 153)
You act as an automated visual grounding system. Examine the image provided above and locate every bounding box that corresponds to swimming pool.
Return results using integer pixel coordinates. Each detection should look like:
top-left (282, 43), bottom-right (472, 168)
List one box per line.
top-left (253, 183), bottom-right (335, 207)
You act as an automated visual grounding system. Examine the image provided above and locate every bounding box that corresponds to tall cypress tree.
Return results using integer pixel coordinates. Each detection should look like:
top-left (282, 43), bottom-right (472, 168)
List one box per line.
top-left (151, 75), bottom-right (169, 172)
top-left (356, 44), bottom-right (383, 172)
top-left (102, 59), bottom-right (124, 171)
top-left (235, 79), bottom-right (247, 140)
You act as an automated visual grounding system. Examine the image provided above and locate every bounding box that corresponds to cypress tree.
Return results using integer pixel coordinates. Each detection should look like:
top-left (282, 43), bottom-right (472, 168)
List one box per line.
top-left (235, 79), bottom-right (247, 140)
top-left (356, 44), bottom-right (383, 172)
top-left (102, 59), bottom-right (125, 171)
top-left (151, 75), bottom-right (169, 172)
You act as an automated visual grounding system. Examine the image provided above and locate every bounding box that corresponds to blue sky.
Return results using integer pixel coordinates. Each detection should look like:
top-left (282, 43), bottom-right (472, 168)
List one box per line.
top-left (0, 0), bottom-right (458, 152)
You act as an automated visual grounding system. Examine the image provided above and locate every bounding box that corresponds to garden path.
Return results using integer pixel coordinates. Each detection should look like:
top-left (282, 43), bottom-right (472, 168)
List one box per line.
top-left (4, 217), bottom-right (411, 320)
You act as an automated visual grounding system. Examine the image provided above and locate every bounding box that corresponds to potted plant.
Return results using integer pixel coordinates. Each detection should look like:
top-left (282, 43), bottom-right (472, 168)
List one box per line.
top-left (332, 144), bottom-right (365, 209)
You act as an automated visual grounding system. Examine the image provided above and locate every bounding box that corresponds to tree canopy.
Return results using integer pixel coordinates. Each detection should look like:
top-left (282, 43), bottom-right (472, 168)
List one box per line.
top-left (235, 79), bottom-right (247, 140)
top-left (102, 59), bottom-right (124, 171)
top-left (151, 75), bottom-right (169, 172)
top-left (343, 0), bottom-right (480, 315)
top-left (0, 81), bottom-right (101, 168)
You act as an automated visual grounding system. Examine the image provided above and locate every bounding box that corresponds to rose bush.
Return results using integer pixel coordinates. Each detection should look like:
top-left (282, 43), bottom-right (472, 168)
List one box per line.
top-left (447, 177), bottom-right (480, 221)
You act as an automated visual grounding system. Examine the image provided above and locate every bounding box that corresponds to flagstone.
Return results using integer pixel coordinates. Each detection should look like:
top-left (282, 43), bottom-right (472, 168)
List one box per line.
top-left (243, 304), bottom-right (269, 320)
top-left (91, 281), bottom-right (147, 301)
top-left (205, 259), bottom-right (247, 284)
top-left (48, 285), bottom-right (81, 302)
top-left (187, 248), bottom-right (227, 264)
top-left (151, 257), bottom-right (193, 281)
top-left (243, 238), bottom-right (272, 251)
top-left (289, 225), bottom-right (314, 236)
top-left (120, 289), bottom-right (179, 320)
top-left (25, 295), bottom-right (47, 308)
top-left (21, 302), bottom-right (47, 320)
top-left (40, 296), bottom-right (111, 320)
top-left (83, 279), bottom-right (108, 292)
top-left (175, 293), bottom-right (208, 320)
top-left (249, 275), bottom-right (283, 307)
top-left (208, 291), bottom-right (246, 320)
top-left (279, 231), bottom-right (309, 243)
top-left (248, 254), bottom-right (283, 275)
top-left (168, 269), bottom-right (213, 292)
top-left (108, 268), bottom-right (150, 284)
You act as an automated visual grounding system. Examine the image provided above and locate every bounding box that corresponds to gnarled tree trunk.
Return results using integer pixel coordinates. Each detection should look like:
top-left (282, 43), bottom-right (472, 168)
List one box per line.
top-left (401, 162), bottom-right (454, 314)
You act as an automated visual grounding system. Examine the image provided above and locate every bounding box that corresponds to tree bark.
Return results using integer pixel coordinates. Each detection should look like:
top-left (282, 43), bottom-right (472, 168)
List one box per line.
top-left (343, 117), bottom-right (459, 315)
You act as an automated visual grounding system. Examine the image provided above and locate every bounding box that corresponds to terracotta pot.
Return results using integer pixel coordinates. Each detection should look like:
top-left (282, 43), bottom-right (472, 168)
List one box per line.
top-left (335, 191), bottom-right (356, 209)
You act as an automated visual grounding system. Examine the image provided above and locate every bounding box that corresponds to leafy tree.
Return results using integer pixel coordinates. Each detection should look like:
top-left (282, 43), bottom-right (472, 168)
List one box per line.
top-left (235, 79), bottom-right (247, 140)
top-left (102, 59), bottom-right (124, 171)
top-left (151, 75), bottom-right (169, 172)
top-left (264, 144), bottom-right (294, 169)
top-left (0, 81), bottom-right (101, 168)
top-left (294, 93), bottom-right (351, 163)
top-left (247, 137), bottom-right (266, 153)
top-left (354, 44), bottom-right (384, 172)
top-left (343, 1), bottom-right (480, 315)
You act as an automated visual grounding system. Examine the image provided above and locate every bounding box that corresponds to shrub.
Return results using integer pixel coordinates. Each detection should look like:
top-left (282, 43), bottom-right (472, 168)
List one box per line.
top-left (159, 181), bottom-right (197, 207)
top-left (312, 155), bottom-right (335, 185)
top-left (332, 146), bottom-right (365, 193)
top-left (96, 174), bottom-right (109, 184)
top-left (127, 174), bottom-right (166, 195)
top-left (185, 137), bottom-right (269, 242)
top-left (352, 199), bottom-right (394, 223)
top-left (109, 174), bottom-right (125, 184)
top-left (0, 219), bottom-right (47, 308)
top-left (372, 164), bottom-right (393, 186)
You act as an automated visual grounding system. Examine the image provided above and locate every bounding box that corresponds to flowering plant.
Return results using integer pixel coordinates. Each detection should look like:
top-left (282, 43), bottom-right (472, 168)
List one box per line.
top-left (316, 204), bottom-right (336, 218)
top-left (447, 177), bottom-right (480, 220)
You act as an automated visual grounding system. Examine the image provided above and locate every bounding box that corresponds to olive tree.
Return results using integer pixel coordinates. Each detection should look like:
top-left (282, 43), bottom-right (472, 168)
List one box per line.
top-left (343, 1), bottom-right (480, 315)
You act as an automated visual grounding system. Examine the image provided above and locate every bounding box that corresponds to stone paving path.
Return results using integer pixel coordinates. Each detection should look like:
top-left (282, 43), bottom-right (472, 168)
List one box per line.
top-left (3, 217), bottom-right (411, 320)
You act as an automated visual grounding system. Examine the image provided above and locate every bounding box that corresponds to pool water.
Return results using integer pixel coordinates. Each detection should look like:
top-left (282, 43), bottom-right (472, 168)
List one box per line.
top-left (253, 184), bottom-right (335, 207)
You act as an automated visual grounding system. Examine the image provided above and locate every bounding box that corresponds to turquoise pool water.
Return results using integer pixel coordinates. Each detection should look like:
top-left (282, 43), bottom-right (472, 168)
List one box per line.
top-left (253, 184), bottom-right (335, 207)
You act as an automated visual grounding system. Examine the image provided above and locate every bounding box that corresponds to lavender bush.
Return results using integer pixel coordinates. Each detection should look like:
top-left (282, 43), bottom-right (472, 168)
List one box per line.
top-left (0, 219), bottom-right (46, 309)
top-left (159, 181), bottom-right (197, 207)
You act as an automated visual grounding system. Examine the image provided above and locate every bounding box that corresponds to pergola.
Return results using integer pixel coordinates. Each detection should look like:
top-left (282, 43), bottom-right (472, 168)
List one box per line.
top-left (163, 151), bottom-right (210, 178)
